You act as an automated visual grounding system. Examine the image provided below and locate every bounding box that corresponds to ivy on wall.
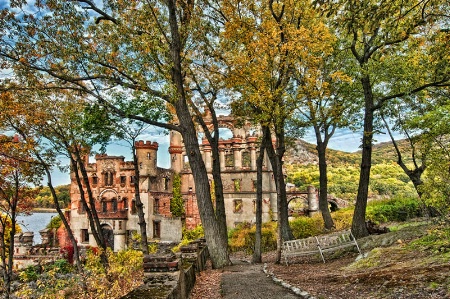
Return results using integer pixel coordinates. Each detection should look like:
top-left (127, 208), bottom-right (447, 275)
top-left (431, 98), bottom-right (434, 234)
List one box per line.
top-left (171, 173), bottom-right (185, 218)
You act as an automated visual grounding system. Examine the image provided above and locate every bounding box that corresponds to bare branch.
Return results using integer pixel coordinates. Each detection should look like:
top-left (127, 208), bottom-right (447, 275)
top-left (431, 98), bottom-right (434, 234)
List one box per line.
top-left (73, 0), bottom-right (119, 24)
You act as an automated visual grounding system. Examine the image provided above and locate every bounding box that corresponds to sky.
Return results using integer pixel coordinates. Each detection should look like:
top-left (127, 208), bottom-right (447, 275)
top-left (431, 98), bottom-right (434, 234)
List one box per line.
top-left (48, 127), bottom-right (398, 186)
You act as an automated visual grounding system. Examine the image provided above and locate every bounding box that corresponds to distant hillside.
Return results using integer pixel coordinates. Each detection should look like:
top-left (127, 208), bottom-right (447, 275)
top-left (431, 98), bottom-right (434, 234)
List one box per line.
top-left (286, 138), bottom-right (413, 166)
top-left (285, 139), bottom-right (319, 165)
top-left (285, 139), bottom-right (417, 200)
top-left (369, 139), bottom-right (413, 165)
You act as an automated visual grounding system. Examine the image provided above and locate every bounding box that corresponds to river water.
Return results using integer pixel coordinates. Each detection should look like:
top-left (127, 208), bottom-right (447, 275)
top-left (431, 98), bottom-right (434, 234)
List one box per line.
top-left (16, 212), bottom-right (58, 245)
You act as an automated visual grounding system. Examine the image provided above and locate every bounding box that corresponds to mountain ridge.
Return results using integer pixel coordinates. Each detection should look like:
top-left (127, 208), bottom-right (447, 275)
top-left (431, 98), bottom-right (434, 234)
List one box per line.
top-left (286, 138), bottom-right (410, 166)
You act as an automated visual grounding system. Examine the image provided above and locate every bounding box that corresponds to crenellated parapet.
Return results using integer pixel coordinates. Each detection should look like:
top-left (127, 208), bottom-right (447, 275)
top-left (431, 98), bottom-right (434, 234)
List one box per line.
top-left (135, 140), bottom-right (159, 150)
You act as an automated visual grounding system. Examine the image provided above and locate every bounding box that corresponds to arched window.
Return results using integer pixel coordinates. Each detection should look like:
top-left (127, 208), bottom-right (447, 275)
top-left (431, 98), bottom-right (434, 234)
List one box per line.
top-left (104, 172), bottom-right (113, 186)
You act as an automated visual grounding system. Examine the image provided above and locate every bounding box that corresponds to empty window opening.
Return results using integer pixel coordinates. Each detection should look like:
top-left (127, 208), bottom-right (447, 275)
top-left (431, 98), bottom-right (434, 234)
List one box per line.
top-left (131, 199), bottom-right (137, 214)
top-left (154, 198), bottom-right (160, 214)
top-left (153, 221), bottom-right (161, 238)
top-left (112, 198), bottom-right (118, 212)
top-left (233, 199), bottom-right (243, 213)
top-left (81, 229), bottom-right (89, 243)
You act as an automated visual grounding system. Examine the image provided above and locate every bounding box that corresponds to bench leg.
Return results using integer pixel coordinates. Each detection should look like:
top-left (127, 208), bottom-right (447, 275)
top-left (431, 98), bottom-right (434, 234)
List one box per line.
top-left (350, 231), bottom-right (362, 255)
top-left (318, 247), bottom-right (325, 263)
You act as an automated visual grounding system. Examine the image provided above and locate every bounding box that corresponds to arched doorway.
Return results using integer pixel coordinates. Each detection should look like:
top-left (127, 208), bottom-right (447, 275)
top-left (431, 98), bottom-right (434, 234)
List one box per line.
top-left (101, 224), bottom-right (114, 250)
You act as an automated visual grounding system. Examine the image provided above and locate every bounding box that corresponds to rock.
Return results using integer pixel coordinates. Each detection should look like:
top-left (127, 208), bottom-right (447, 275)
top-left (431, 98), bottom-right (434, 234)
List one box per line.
top-left (355, 253), bottom-right (368, 261)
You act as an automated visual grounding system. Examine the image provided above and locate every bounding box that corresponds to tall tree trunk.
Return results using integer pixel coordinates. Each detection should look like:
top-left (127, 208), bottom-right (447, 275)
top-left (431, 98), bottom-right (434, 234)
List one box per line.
top-left (194, 103), bottom-right (228, 261)
top-left (5, 212), bottom-right (16, 299)
top-left (69, 152), bottom-right (109, 267)
top-left (132, 144), bottom-right (149, 254)
top-left (47, 177), bottom-right (83, 273)
top-left (0, 217), bottom-right (9, 299)
top-left (264, 127), bottom-right (294, 241)
top-left (177, 107), bottom-right (230, 268)
top-left (4, 174), bottom-right (19, 299)
top-left (32, 148), bottom-right (84, 273)
top-left (351, 75), bottom-right (373, 238)
top-left (253, 126), bottom-right (269, 263)
top-left (316, 141), bottom-right (335, 230)
top-left (167, 0), bottom-right (229, 268)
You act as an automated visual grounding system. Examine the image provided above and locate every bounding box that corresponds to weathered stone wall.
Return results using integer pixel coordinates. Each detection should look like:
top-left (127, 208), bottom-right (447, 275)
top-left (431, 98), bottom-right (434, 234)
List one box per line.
top-left (160, 217), bottom-right (183, 242)
top-left (122, 241), bottom-right (208, 299)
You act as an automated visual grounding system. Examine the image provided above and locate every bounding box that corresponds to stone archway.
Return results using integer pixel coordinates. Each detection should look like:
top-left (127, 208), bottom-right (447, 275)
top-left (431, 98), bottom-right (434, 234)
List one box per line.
top-left (287, 196), bottom-right (309, 216)
top-left (329, 200), bottom-right (339, 212)
top-left (101, 224), bottom-right (114, 250)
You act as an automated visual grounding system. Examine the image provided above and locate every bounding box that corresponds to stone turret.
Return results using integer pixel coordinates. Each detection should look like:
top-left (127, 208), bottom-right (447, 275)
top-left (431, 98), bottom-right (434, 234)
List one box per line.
top-left (169, 130), bottom-right (183, 173)
top-left (135, 140), bottom-right (159, 177)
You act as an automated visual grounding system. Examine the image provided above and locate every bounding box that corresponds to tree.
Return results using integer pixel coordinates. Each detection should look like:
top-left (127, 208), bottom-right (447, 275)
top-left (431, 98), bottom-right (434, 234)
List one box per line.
top-left (0, 133), bottom-right (41, 299)
top-left (0, 89), bottom-right (115, 267)
top-left (380, 111), bottom-right (427, 198)
top-left (316, 0), bottom-right (450, 237)
top-left (401, 87), bottom-right (450, 213)
top-left (0, 91), bottom-right (88, 275)
top-left (0, 0), bottom-right (231, 268)
top-left (219, 0), bottom-right (335, 244)
top-left (291, 39), bottom-right (357, 229)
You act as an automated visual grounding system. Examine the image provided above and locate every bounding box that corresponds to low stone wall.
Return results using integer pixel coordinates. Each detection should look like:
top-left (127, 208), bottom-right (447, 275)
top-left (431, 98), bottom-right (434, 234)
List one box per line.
top-left (122, 239), bottom-right (208, 299)
top-left (14, 254), bottom-right (62, 270)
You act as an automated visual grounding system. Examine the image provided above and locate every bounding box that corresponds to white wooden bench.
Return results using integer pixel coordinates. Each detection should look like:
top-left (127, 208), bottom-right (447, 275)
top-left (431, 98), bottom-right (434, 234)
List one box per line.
top-left (282, 236), bottom-right (321, 265)
top-left (282, 230), bottom-right (362, 265)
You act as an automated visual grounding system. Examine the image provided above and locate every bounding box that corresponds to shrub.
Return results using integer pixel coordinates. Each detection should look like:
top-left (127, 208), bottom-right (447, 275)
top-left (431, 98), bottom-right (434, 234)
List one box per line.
top-left (17, 248), bottom-right (144, 299)
top-left (228, 222), bottom-right (277, 254)
top-left (19, 265), bottom-right (39, 282)
top-left (183, 224), bottom-right (204, 241)
top-left (366, 196), bottom-right (422, 223)
top-left (79, 248), bottom-right (144, 298)
top-left (148, 242), bottom-right (158, 253)
top-left (289, 215), bottom-right (324, 239)
top-left (46, 214), bottom-right (62, 229)
top-left (331, 208), bottom-right (354, 230)
top-left (44, 259), bottom-right (72, 274)
top-left (172, 224), bottom-right (204, 252)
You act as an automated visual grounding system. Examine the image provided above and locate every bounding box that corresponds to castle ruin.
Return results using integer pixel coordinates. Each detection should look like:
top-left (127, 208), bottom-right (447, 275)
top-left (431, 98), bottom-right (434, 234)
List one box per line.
top-left (68, 114), bottom-right (320, 252)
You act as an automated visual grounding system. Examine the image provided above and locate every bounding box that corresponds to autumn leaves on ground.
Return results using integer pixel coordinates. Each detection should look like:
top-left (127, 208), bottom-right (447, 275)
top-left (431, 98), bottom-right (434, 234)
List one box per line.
top-left (191, 220), bottom-right (450, 299)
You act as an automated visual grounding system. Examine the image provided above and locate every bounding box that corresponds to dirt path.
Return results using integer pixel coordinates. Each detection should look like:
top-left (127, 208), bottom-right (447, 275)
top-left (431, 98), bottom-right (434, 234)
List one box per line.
top-left (221, 260), bottom-right (300, 299)
top-left (189, 257), bottom-right (303, 299)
